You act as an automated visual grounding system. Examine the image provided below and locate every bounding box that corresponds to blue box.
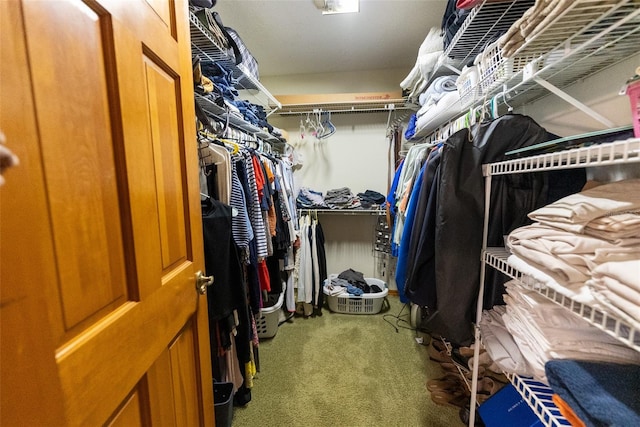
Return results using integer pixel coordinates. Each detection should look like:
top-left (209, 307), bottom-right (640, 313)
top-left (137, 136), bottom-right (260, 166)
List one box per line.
top-left (478, 383), bottom-right (543, 427)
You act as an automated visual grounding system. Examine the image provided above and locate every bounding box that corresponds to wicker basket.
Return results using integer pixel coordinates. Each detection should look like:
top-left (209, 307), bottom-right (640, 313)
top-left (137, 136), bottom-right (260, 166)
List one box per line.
top-left (323, 276), bottom-right (388, 315)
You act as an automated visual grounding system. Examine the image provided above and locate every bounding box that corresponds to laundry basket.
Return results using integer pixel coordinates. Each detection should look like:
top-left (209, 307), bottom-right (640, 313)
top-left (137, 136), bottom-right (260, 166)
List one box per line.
top-left (256, 284), bottom-right (285, 339)
top-left (323, 276), bottom-right (388, 315)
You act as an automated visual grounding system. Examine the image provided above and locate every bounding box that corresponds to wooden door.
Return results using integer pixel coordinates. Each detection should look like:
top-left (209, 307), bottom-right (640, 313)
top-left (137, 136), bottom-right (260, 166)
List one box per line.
top-left (0, 1), bottom-right (215, 425)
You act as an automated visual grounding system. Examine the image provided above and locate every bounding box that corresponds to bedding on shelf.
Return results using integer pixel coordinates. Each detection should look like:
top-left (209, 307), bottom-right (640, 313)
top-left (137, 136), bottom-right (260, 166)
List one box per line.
top-left (506, 179), bottom-right (640, 328)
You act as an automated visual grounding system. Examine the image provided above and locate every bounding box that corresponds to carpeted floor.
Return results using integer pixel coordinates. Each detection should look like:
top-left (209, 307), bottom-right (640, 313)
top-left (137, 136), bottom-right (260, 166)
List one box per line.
top-left (230, 296), bottom-right (461, 426)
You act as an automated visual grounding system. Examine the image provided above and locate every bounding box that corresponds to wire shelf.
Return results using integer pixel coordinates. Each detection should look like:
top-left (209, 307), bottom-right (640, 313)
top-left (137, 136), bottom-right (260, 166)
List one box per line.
top-left (277, 99), bottom-right (410, 115)
top-left (506, 374), bottom-right (571, 427)
top-left (195, 94), bottom-right (281, 144)
top-left (189, 12), bottom-right (281, 112)
top-left (410, 0), bottom-right (640, 142)
top-left (446, 0), bottom-right (536, 63)
top-left (483, 138), bottom-right (640, 176)
top-left (483, 248), bottom-right (640, 352)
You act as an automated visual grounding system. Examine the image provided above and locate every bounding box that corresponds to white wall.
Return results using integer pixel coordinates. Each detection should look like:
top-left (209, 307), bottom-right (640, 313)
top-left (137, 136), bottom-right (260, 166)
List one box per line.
top-left (516, 54), bottom-right (639, 135)
top-left (262, 68), bottom-right (410, 95)
top-left (266, 70), bottom-right (403, 280)
top-left (271, 112), bottom-right (391, 196)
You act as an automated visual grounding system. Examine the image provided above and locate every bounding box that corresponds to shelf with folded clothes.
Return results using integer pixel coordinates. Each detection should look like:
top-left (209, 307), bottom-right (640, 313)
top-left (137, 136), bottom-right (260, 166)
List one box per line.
top-left (408, 0), bottom-right (640, 143)
top-left (195, 93), bottom-right (282, 145)
top-left (297, 208), bottom-right (386, 216)
top-left (467, 138), bottom-right (640, 426)
top-left (483, 248), bottom-right (640, 352)
top-left (479, 252), bottom-right (640, 427)
top-left (189, 11), bottom-right (282, 112)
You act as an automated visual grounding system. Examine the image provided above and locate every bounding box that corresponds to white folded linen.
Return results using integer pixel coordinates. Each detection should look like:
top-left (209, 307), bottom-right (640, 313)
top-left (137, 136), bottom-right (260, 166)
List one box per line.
top-left (507, 223), bottom-right (640, 285)
top-left (507, 254), bottom-right (595, 304)
top-left (480, 304), bottom-right (534, 377)
top-left (502, 282), bottom-right (640, 381)
top-left (528, 179), bottom-right (640, 234)
top-left (584, 212), bottom-right (640, 241)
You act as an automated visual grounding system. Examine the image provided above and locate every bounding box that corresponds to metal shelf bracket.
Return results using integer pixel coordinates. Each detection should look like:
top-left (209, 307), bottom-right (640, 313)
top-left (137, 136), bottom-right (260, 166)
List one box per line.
top-left (533, 77), bottom-right (615, 128)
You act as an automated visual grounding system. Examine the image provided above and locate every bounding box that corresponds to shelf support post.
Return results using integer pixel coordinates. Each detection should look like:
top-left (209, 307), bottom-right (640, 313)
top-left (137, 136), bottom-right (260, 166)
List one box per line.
top-left (533, 77), bottom-right (615, 128)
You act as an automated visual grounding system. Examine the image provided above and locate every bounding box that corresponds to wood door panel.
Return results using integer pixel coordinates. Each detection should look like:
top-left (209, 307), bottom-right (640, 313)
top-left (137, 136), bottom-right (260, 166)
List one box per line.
top-left (145, 0), bottom-right (176, 37)
top-left (169, 321), bottom-right (200, 427)
top-left (146, 350), bottom-right (179, 427)
top-left (23, 0), bottom-right (129, 332)
top-left (56, 264), bottom-right (197, 425)
top-left (108, 391), bottom-right (144, 427)
top-left (144, 57), bottom-right (189, 271)
top-left (0, 1), bottom-right (66, 423)
top-left (2, 1), bottom-right (214, 425)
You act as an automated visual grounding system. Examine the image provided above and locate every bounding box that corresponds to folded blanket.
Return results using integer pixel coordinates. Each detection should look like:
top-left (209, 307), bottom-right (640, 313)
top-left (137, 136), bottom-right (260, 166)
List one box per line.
top-left (545, 360), bottom-right (640, 427)
top-left (584, 212), bottom-right (640, 241)
top-left (418, 75), bottom-right (458, 107)
top-left (528, 179), bottom-right (640, 234)
top-left (507, 223), bottom-right (640, 285)
top-left (414, 90), bottom-right (460, 133)
top-left (507, 254), bottom-right (595, 304)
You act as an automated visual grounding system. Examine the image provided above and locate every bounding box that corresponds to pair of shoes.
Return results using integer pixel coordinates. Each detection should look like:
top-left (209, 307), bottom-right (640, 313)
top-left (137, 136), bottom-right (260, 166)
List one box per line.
top-left (427, 341), bottom-right (451, 363)
top-left (477, 377), bottom-right (500, 396)
top-left (426, 373), bottom-right (463, 392)
top-left (459, 345), bottom-right (486, 358)
top-left (431, 389), bottom-right (471, 409)
top-left (468, 351), bottom-right (493, 371)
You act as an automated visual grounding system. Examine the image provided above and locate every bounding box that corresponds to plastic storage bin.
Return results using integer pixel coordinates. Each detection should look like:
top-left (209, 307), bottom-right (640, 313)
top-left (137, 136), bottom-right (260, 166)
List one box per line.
top-left (323, 276), bottom-right (388, 314)
top-left (626, 79), bottom-right (640, 138)
top-left (456, 65), bottom-right (480, 106)
top-left (478, 40), bottom-right (514, 95)
top-left (213, 382), bottom-right (233, 427)
top-left (256, 285), bottom-right (285, 339)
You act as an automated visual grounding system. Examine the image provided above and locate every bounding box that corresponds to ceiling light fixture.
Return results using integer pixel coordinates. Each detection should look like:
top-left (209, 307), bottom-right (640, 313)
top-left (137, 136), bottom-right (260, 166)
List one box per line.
top-left (314, 0), bottom-right (359, 15)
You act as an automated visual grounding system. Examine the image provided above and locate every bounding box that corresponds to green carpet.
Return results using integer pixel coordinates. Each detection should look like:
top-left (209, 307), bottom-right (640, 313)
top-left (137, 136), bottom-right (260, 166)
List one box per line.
top-left (231, 296), bottom-right (461, 426)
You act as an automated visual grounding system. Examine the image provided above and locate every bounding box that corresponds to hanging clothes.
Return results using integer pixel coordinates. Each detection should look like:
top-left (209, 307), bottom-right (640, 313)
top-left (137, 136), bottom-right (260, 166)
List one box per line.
top-left (408, 114), bottom-right (552, 345)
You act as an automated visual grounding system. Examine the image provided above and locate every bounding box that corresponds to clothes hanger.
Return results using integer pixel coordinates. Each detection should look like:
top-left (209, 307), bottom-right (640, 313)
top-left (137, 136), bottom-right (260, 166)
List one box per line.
top-left (502, 84), bottom-right (514, 113)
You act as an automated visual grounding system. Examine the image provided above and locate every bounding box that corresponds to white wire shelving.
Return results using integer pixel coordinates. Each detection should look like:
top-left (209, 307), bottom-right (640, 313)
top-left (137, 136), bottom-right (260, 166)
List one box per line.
top-left (189, 11), bottom-right (281, 113)
top-left (409, 0), bottom-right (640, 142)
top-left (471, 136), bottom-right (640, 427)
top-left (446, 0), bottom-right (536, 63)
top-left (506, 374), bottom-right (572, 427)
top-left (484, 138), bottom-right (640, 176)
top-left (483, 248), bottom-right (640, 352)
top-left (195, 94), bottom-right (281, 145)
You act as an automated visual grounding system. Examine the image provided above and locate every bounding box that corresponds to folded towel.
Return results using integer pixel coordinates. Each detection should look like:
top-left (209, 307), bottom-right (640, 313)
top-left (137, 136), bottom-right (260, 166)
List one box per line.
top-left (545, 360), bottom-right (640, 427)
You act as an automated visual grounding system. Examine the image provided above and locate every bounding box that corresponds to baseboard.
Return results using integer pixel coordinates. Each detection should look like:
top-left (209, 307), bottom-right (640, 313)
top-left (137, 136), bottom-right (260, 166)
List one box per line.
top-left (387, 289), bottom-right (398, 296)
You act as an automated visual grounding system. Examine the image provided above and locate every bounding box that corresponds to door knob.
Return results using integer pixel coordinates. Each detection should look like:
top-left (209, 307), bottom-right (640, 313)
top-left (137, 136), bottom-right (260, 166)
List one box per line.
top-left (195, 270), bottom-right (214, 294)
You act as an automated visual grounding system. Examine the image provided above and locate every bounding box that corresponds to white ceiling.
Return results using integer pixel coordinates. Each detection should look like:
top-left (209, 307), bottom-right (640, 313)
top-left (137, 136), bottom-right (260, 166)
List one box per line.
top-left (212, 0), bottom-right (448, 78)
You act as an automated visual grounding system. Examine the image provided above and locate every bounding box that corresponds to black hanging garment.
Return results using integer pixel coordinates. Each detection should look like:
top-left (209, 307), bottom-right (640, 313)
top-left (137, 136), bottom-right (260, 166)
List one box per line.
top-left (414, 114), bottom-right (551, 345)
top-left (201, 198), bottom-right (253, 404)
